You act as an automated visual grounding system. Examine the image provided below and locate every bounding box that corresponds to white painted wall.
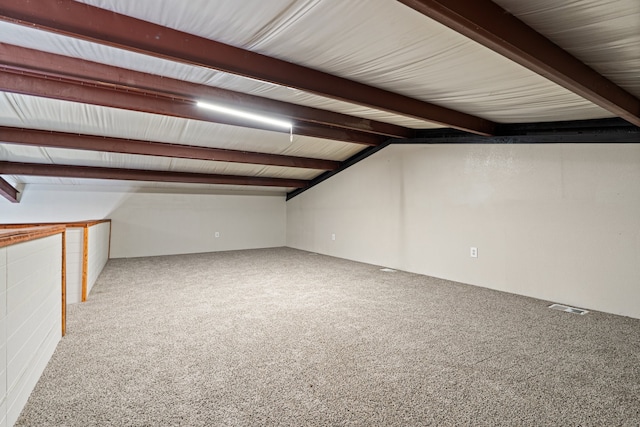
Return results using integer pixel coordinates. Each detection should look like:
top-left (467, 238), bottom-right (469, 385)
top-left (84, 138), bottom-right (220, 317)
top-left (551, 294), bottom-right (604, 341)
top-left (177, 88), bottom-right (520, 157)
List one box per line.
top-left (0, 234), bottom-right (62, 427)
top-left (0, 185), bottom-right (286, 259)
top-left (287, 144), bottom-right (640, 319)
top-left (64, 228), bottom-right (84, 305)
top-left (0, 185), bottom-right (130, 224)
top-left (109, 193), bottom-right (285, 258)
top-left (87, 222), bottom-right (110, 296)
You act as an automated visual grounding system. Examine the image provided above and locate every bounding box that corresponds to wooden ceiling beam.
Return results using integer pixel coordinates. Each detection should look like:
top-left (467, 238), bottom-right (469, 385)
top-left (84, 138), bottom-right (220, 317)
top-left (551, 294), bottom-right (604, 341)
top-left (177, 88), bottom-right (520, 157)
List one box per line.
top-left (0, 0), bottom-right (496, 135)
top-left (0, 126), bottom-right (340, 171)
top-left (0, 69), bottom-right (385, 146)
top-left (0, 43), bottom-right (411, 139)
top-left (0, 176), bottom-right (18, 202)
top-left (397, 0), bottom-right (640, 127)
top-left (0, 161), bottom-right (308, 188)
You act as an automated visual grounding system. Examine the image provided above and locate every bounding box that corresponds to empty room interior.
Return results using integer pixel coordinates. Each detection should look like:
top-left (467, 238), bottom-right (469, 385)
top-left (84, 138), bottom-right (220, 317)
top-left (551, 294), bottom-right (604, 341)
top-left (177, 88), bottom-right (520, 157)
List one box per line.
top-left (0, 0), bottom-right (639, 425)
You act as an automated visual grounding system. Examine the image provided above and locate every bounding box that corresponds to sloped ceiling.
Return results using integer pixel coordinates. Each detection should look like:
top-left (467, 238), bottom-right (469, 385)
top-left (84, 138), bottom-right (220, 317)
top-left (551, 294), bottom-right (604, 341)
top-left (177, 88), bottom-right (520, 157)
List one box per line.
top-left (0, 0), bottom-right (638, 202)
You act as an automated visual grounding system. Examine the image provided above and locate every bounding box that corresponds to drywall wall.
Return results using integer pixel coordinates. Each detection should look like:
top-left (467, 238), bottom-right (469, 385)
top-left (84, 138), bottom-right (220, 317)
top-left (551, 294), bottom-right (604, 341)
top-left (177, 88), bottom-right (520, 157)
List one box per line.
top-left (0, 185), bottom-right (286, 259)
top-left (109, 192), bottom-right (285, 258)
top-left (1, 234), bottom-right (62, 426)
top-left (287, 144), bottom-right (640, 319)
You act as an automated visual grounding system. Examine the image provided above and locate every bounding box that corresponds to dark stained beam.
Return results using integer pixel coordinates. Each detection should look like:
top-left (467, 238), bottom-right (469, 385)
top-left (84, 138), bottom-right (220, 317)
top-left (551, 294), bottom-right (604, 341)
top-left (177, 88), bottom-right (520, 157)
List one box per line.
top-left (397, 0), bottom-right (640, 127)
top-left (0, 176), bottom-right (18, 202)
top-left (0, 126), bottom-right (341, 171)
top-left (0, 43), bottom-right (412, 139)
top-left (0, 0), bottom-right (496, 135)
top-left (403, 118), bottom-right (640, 143)
top-left (0, 69), bottom-right (385, 146)
top-left (0, 161), bottom-right (309, 188)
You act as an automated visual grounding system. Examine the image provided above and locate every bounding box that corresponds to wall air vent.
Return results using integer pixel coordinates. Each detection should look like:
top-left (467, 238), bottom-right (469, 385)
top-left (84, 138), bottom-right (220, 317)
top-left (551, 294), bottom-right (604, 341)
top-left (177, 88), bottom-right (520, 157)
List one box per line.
top-left (548, 303), bottom-right (589, 315)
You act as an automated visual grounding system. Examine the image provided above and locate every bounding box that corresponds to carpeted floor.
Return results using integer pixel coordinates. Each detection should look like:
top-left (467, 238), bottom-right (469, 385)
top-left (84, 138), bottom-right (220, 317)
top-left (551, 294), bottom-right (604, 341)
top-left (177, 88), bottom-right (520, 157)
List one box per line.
top-left (16, 247), bottom-right (640, 426)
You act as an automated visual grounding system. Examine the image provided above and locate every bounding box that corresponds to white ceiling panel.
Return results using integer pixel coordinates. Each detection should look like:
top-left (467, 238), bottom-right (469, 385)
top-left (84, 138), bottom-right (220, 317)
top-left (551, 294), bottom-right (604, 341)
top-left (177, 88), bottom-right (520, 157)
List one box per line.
top-left (494, 0), bottom-right (640, 97)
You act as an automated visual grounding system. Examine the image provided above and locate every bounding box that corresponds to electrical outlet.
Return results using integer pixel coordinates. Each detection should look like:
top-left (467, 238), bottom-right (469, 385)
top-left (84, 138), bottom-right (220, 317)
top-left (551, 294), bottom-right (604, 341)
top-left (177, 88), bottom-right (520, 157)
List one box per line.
top-left (470, 247), bottom-right (478, 258)
top-left (215, 231), bottom-right (220, 238)
top-left (331, 233), bottom-right (336, 241)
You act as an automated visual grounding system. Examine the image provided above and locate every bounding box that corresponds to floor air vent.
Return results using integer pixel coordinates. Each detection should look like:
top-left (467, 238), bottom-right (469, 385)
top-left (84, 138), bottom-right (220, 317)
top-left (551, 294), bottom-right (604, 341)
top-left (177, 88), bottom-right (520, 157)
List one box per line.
top-left (380, 268), bottom-right (396, 272)
top-left (548, 303), bottom-right (589, 315)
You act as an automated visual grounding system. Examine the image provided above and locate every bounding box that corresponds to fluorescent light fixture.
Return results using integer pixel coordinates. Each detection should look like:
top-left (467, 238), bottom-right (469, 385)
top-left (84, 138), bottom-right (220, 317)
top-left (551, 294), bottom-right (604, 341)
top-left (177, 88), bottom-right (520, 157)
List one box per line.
top-left (197, 101), bottom-right (292, 130)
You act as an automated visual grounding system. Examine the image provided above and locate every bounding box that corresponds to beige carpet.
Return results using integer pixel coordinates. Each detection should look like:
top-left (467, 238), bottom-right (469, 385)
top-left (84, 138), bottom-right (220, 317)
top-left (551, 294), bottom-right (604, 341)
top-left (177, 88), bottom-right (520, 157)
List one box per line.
top-left (16, 247), bottom-right (640, 426)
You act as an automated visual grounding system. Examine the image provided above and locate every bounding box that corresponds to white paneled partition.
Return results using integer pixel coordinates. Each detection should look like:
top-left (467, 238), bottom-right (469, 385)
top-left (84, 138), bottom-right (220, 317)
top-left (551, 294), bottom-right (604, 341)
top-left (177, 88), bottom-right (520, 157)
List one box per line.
top-left (0, 229), bottom-right (64, 427)
top-left (64, 228), bottom-right (84, 305)
top-left (0, 246), bottom-right (6, 427)
top-left (86, 221), bottom-right (110, 298)
top-left (65, 221), bottom-right (111, 304)
top-left (0, 221), bottom-right (111, 306)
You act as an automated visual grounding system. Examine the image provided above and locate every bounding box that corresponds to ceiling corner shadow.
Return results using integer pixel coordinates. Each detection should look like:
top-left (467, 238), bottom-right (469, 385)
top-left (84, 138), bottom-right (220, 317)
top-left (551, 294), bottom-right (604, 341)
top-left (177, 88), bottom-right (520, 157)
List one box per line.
top-left (286, 141), bottom-right (394, 201)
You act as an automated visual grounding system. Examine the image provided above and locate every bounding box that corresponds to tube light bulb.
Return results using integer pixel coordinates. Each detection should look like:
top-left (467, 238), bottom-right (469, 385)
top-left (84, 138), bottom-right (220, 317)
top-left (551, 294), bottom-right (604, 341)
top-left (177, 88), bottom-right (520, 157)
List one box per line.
top-left (197, 101), bottom-right (292, 130)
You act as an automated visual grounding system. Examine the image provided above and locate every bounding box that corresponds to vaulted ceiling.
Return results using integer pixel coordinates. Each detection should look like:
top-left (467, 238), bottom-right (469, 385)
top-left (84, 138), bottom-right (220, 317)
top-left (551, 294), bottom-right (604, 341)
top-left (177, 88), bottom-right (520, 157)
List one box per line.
top-left (1, 0), bottom-right (639, 203)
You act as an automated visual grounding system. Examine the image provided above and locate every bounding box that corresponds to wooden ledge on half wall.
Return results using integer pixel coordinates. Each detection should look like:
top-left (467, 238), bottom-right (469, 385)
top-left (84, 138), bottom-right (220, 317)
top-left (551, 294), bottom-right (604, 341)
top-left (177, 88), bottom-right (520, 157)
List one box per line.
top-left (1, 219), bottom-right (113, 305)
top-left (0, 219), bottom-right (111, 230)
top-left (0, 225), bottom-right (67, 248)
